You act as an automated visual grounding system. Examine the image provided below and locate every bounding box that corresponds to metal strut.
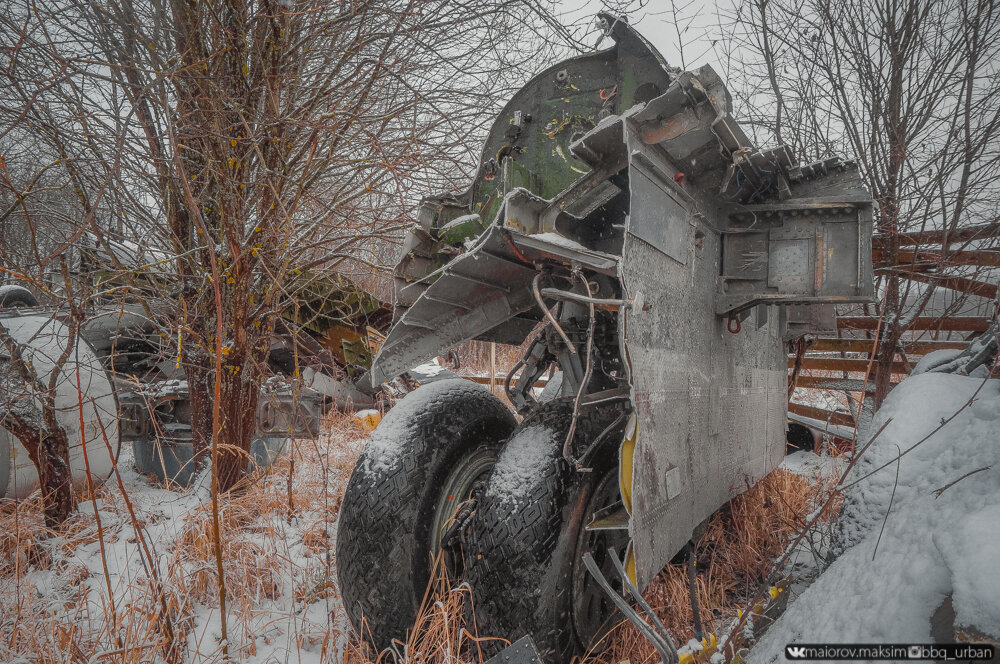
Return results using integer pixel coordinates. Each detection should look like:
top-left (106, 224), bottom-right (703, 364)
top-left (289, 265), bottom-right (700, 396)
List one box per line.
top-left (582, 548), bottom-right (680, 664)
top-left (563, 269), bottom-right (596, 465)
top-left (687, 542), bottom-right (704, 641)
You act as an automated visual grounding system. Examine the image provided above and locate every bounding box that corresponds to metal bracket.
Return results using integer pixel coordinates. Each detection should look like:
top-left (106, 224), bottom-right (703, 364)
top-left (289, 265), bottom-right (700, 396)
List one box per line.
top-left (484, 635), bottom-right (543, 664)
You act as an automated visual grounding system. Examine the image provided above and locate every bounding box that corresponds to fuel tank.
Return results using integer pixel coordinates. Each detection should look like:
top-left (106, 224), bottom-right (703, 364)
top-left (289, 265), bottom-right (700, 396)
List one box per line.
top-left (0, 312), bottom-right (120, 498)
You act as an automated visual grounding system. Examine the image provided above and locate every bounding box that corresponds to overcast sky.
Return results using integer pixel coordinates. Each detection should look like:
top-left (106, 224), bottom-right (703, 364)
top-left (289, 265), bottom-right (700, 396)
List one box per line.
top-left (560, 0), bottom-right (733, 77)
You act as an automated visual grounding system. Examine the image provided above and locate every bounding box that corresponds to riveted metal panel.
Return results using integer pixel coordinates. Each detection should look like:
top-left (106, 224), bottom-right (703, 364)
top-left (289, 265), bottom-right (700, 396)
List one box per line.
top-left (629, 164), bottom-right (689, 265)
top-left (622, 132), bottom-right (788, 590)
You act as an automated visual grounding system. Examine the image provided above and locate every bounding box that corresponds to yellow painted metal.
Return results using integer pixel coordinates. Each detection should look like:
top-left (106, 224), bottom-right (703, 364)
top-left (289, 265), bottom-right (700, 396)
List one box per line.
top-left (678, 633), bottom-right (719, 664)
top-left (619, 413), bottom-right (638, 586)
top-left (624, 541), bottom-right (637, 587)
top-left (619, 412), bottom-right (636, 513)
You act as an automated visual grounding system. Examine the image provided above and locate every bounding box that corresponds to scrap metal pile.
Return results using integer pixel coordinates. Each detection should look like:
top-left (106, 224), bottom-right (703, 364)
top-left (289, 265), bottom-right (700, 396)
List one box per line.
top-left (0, 261), bottom-right (390, 494)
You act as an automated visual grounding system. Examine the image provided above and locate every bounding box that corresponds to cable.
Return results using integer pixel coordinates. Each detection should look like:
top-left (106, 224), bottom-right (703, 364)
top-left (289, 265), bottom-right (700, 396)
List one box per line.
top-left (532, 272), bottom-right (575, 354)
top-left (563, 270), bottom-right (595, 463)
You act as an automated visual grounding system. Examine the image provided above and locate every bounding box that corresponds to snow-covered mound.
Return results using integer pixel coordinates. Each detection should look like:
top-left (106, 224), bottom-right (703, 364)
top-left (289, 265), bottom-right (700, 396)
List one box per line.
top-left (749, 372), bottom-right (1000, 662)
top-left (909, 348), bottom-right (963, 376)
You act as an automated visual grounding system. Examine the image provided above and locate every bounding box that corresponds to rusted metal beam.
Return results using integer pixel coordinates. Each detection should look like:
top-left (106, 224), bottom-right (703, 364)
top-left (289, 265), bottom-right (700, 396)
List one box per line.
top-left (787, 402), bottom-right (856, 428)
top-left (873, 263), bottom-right (936, 275)
top-left (873, 248), bottom-right (1000, 268)
top-left (892, 270), bottom-right (998, 299)
top-left (807, 337), bottom-right (968, 354)
top-left (873, 221), bottom-right (1000, 249)
top-left (787, 356), bottom-right (908, 373)
top-left (837, 316), bottom-right (990, 332)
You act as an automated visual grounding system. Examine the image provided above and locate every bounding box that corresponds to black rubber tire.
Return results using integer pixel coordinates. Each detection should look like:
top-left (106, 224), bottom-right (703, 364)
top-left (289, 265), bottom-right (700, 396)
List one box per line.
top-left (785, 422), bottom-right (814, 454)
top-left (0, 285), bottom-right (38, 309)
top-left (336, 379), bottom-right (516, 652)
top-left (464, 401), bottom-right (626, 663)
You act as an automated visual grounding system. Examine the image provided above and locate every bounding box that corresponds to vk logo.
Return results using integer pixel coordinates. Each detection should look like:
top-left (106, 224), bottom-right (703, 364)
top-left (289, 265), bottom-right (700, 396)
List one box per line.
top-left (786, 646), bottom-right (808, 659)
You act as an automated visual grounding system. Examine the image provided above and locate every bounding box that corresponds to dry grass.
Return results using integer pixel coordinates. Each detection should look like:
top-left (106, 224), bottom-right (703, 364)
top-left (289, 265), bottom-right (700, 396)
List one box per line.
top-left (452, 339), bottom-right (533, 376)
top-left (343, 558), bottom-right (500, 664)
top-left (592, 468), bottom-right (841, 664)
top-left (0, 410), bottom-right (369, 663)
top-left (0, 407), bottom-right (838, 664)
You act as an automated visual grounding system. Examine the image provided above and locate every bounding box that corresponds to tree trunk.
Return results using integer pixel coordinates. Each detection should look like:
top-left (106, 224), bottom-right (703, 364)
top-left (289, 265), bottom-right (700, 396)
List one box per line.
top-left (4, 417), bottom-right (74, 527)
top-left (186, 343), bottom-right (260, 493)
top-left (187, 352), bottom-right (213, 467)
top-left (37, 428), bottom-right (75, 527)
top-left (215, 361), bottom-right (259, 493)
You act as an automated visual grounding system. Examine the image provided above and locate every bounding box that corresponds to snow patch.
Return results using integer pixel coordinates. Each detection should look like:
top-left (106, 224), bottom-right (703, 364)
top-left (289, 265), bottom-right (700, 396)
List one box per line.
top-left (409, 359), bottom-right (449, 380)
top-left (489, 425), bottom-right (557, 504)
top-left (438, 214), bottom-right (480, 234)
top-left (748, 373), bottom-right (1000, 662)
top-left (0, 284), bottom-right (31, 298)
top-left (779, 451), bottom-right (845, 481)
top-left (934, 503), bottom-right (1000, 637)
top-left (360, 379), bottom-right (488, 475)
top-left (910, 348), bottom-right (962, 376)
top-left (531, 232), bottom-right (588, 252)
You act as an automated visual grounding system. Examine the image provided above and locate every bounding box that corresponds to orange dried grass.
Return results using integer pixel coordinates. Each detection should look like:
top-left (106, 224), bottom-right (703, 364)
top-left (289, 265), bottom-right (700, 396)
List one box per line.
top-left (453, 339), bottom-right (532, 376)
top-left (0, 495), bottom-right (53, 578)
top-left (344, 557), bottom-right (498, 664)
top-left (0, 415), bottom-right (367, 663)
top-left (3, 586), bottom-right (99, 664)
top-left (593, 468), bottom-right (841, 664)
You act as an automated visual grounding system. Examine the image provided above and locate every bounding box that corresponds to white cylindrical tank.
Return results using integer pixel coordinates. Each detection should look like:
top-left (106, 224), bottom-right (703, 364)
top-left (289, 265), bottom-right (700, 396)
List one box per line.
top-left (0, 313), bottom-right (120, 499)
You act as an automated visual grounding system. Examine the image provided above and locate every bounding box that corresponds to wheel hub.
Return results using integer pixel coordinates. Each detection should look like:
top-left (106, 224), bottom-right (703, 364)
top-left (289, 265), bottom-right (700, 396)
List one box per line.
top-left (429, 446), bottom-right (497, 574)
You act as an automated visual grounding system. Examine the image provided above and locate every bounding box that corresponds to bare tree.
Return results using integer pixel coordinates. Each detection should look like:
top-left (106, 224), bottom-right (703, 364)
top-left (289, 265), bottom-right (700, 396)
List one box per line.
top-left (724, 0), bottom-right (1000, 408)
top-left (0, 0), bottom-right (586, 507)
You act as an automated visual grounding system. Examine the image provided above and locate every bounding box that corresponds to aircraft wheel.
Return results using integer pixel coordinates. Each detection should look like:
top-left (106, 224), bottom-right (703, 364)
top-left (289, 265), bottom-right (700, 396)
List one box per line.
top-left (336, 379), bottom-right (516, 651)
top-left (465, 401), bottom-right (627, 661)
top-left (0, 285), bottom-right (38, 309)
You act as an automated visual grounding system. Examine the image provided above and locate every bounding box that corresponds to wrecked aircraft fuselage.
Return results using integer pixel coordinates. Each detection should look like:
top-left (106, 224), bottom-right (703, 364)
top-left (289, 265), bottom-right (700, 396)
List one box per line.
top-left (339, 13), bottom-right (874, 662)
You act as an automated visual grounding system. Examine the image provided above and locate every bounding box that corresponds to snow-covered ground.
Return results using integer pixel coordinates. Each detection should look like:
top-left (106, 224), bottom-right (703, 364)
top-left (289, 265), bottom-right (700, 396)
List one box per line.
top-left (780, 450), bottom-right (846, 481)
top-left (749, 372), bottom-right (1000, 662)
top-left (4, 370), bottom-right (997, 663)
top-left (0, 425), bottom-right (365, 663)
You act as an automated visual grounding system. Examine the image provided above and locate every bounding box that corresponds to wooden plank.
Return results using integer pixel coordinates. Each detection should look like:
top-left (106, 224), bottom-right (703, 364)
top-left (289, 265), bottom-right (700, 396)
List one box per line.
top-left (893, 270), bottom-right (998, 299)
top-left (788, 356), bottom-right (908, 373)
top-left (808, 337), bottom-right (968, 354)
top-left (837, 316), bottom-right (990, 332)
top-left (873, 221), bottom-right (1000, 249)
top-left (464, 374), bottom-right (547, 388)
top-left (787, 402), bottom-right (856, 428)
